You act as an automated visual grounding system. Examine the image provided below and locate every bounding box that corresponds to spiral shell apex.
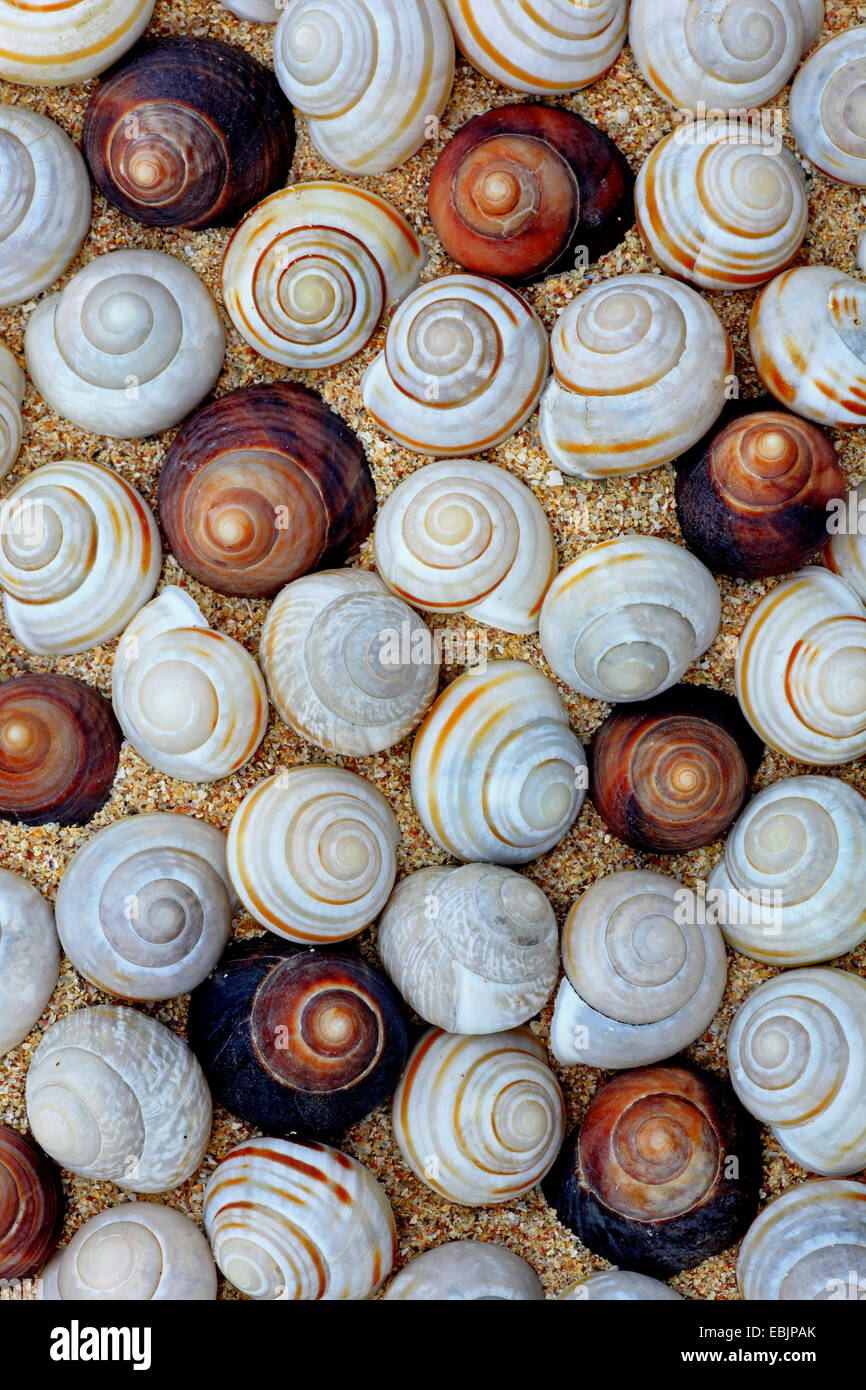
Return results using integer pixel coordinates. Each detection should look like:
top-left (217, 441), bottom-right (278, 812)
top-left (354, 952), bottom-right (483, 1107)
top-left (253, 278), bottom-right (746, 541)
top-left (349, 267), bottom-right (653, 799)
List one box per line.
top-left (204, 1138), bottom-right (395, 1299)
top-left (384, 1241), bottom-right (544, 1300)
top-left (0, 1125), bottom-right (61, 1281)
top-left (790, 28), bottom-right (866, 186)
top-left (559, 1270), bottom-right (683, 1301)
top-left (826, 479), bottom-right (866, 601)
top-left (0, 0), bottom-right (155, 87)
top-left (41, 1204), bottom-right (217, 1301)
top-left (738, 1181), bottom-right (866, 1301)
top-left (443, 0), bottom-right (628, 95)
top-left (392, 1027), bottom-right (565, 1206)
top-left (0, 343), bottom-right (23, 481)
top-left (0, 870), bottom-right (60, 1057)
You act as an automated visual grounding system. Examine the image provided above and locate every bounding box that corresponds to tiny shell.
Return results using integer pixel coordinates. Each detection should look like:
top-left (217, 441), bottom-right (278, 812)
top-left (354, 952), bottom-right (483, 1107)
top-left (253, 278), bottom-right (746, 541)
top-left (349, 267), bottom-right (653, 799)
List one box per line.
top-left (41, 1204), bottom-right (217, 1301)
top-left (0, 1124), bottom-right (61, 1281)
top-left (0, 869), bottom-right (60, 1057)
top-left (384, 1241), bottom-right (544, 1300)
top-left (559, 1270), bottom-right (683, 1301)
top-left (790, 27), bottom-right (866, 186)
top-left (738, 1181), bottom-right (866, 1301)
top-left (443, 0), bottom-right (628, 94)
top-left (0, 0), bottom-right (156, 87)
top-left (0, 342), bottom-right (24, 483)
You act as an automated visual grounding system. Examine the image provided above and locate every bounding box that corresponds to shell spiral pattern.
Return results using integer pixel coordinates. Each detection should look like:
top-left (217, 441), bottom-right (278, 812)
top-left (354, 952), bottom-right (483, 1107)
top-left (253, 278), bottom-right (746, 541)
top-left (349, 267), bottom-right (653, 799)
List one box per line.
top-left (443, 0), bottom-right (628, 95)
top-left (738, 1181), bottom-right (866, 1300)
top-left (826, 478), bottom-right (866, 601)
top-left (790, 28), bottom-right (866, 186)
top-left (0, 343), bottom-right (23, 481)
top-left (41, 1204), bottom-right (217, 1300)
top-left (384, 1240), bottom-right (544, 1300)
top-left (0, 0), bottom-right (156, 87)
top-left (0, 870), bottom-right (60, 1057)
top-left (0, 1124), bottom-right (61, 1281)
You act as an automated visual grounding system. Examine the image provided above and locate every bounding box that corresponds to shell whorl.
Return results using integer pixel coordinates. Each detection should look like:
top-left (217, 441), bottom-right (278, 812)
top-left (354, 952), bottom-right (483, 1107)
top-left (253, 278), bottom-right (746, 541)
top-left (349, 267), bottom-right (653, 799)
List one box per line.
top-left (0, 343), bottom-right (23, 481)
top-left (384, 1241), bottom-right (544, 1300)
top-left (0, 869), bottom-right (60, 1057)
top-left (559, 1270), bottom-right (683, 1301)
top-left (221, 0), bottom-right (280, 16)
top-left (0, 0), bottom-right (156, 87)
top-left (0, 1124), bottom-right (61, 1281)
top-left (443, 0), bottom-right (628, 95)
top-left (826, 479), bottom-right (866, 601)
top-left (790, 28), bottom-right (866, 186)
top-left (41, 1203), bottom-right (217, 1301)
top-left (738, 1181), bottom-right (866, 1301)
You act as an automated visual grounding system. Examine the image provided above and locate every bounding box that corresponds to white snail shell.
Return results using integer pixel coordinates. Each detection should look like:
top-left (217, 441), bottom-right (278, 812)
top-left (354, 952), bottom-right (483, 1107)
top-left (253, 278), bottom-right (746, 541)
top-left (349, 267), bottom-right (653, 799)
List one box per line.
top-left (0, 869), bottom-right (59, 1057)
top-left (227, 765), bottom-right (400, 943)
top-left (56, 814), bottom-right (238, 1001)
top-left (392, 1026), bottom-right (565, 1206)
top-left (635, 119), bottom-right (808, 293)
top-left (539, 537), bottom-right (722, 702)
top-left (738, 1180), bottom-right (866, 1301)
top-left (204, 1137), bottom-right (395, 1299)
top-left (443, 0), bottom-right (627, 94)
top-left (550, 870), bottom-right (727, 1069)
top-left (0, 107), bottom-right (91, 308)
top-left (221, 0), bottom-right (280, 18)
top-left (790, 27), bottom-right (866, 186)
top-left (377, 863), bottom-right (559, 1034)
top-left (274, 0), bottom-right (454, 175)
top-left (727, 967), bottom-right (866, 1178)
top-left (259, 569), bottom-right (439, 756)
top-left (40, 1203), bottom-right (217, 1301)
top-left (539, 274), bottom-right (733, 479)
top-left (361, 274), bottom-right (549, 457)
top-left (0, 0), bottom-right (156, 86)
top-left (112, 586), bottom-right (268, 784)
top-left (222, 182), bottom-right (425, 369)
top-left (0, 460), bottom-right (161, 657)
top-left (384, 1241), bottom-right (544, 1300)
top-left (735, 567), bottom-right (866, 765)
top-left (707, 775), bottom-right (866, 966)
top-left (26, 1004), bottom-right (212, 1193)
top-left (25, 249), bottom-right (225, 439)
top-left (826, 480), bottom-right (866, 600)
top-left (373, 459), bottom-right (556, 634)
top-left (0, 342), bottom-right (23, 482)
top-left (559, 1270), bottom-right (684, 1300)
top-left (410, 660), bottom-right (587, 865)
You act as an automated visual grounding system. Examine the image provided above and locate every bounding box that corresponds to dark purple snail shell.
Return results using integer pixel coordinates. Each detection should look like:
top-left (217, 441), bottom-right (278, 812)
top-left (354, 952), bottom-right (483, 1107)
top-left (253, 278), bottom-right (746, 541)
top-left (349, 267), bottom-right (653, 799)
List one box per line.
top-left (0, 1124), bottom-right (63, 1281)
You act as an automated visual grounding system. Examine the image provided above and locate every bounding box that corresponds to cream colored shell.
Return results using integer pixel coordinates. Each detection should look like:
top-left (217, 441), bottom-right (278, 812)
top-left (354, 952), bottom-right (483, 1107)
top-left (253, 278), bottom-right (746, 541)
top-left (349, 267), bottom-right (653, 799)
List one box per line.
top-left (0, 342), bottom-right (23, 481)
top-left (273, 0), bottom-right (454, 175)
top-left (539, 537), bottom-right (722, 702)
top-left (0, 460), bottom-right (161, 656)
top-left (41, 1204), bottom-right (217, 1301)
top-left (259, 569), bottom-right (439, 756)
top-left (539, 274), bottom-right (733, 479)
top-left (112, 586), bottom-right (268, 784)
top-left (361, 274), bottom-right (549, 457)
top-left (735, 568), bottom-right (866, 765)
top-left (227, 765), bottom-right (400, 943)
top-left (443, 0), bottom-right (628, 94)
top-left (392, 1026), bottom-right (565, 1206)
top-left (221, 0), bottom-right (279, 18)
top-left (559, 1271), bottom-right (684, 1300)
top-left (790, 27), bottom-right (866, 186)
top-left (826, 479), bottom-right (866, 600)
top-left (738, 1181), bottom-right (866, 1301)
top-left (0, 869), bottom-right (59, 1057)
top-left (727, 967), bottom-right (866, 1178)
top-left (410, 660), bottom-right (587, 865)
top-left (221, 182), bottom-right (425, 369)
top-left (550, 870), bottom-right (727, 1069)
top-left (26, 1004), bottom-right (212, 1193)
top-left (204, 1138), bottom-right (395, 1300)
top-left (25, 249), bottom-right (225, 439)
top-left (384, 1241), bottom-right (544, 1300)
top-left (0, 0), bottom-right (155, 86)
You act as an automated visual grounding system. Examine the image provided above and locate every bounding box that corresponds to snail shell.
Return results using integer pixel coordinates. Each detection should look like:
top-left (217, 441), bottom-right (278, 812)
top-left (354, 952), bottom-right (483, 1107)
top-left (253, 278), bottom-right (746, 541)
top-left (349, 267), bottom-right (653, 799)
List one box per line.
top-left (738, 1180), bottom-right (866, 1301)
top-left (443, 0), bottom-right (628, 95)
top-left (559, 1270), bottom-right (683, 1301)
top-left (0, 674), bottom-right (121, 827)
top-left (259, 569), bottom-right (439, 756)
top-left (539, 274), bottom-right (733, 479)
top-left (188, 935), bottom-right (408, 1136)
top-left (25, 1005), bottom-right (212, 1194)
top-left (157, 383), bottom-right (375, 599)
top-left (56, 813), bottom-right (238, 1001)
top-left (539, 537), bottom-right (722, 703)
top-left (0, 870), bottom-right (60, 1057)
top-left (428, 103), bottom-right (634, 280)
top-left (221, 0), bottom-right (279, 17)
top-left (727, 967), bottom-right (866, 1177)
top-left (735, 567), bottom-right (866, 765)
top-left (790, 28), bottom-right (866, 186)
top-left (392, 1026), bottom-right (565, 1206)
top-left (0, 107), bottom-right (90, 308)
top-left (0, 460), bottom-right (161, 657)
top-left (826, 478), bottom-right (866, 601)
top-left (221, 182), bottom-right (424, 370)
top-left (0, 342), bottom-right (23, 481)
top-left (410, 660), bottom-right (587, 865)
top-left (0, 0), bottom-right (155, 87)
top-left (273, 0), bottom-right (455, 175)
top-left (361, 274), bottom-right (549, 457)
top-left (543, 1064), bottom-right (760, 1277)
top-left (0, 1125), bottom-right (61, 1281)
top-left (112, 586), bottom-right (267, 784)
top-left (384, 1241), bottom-right (544, 1300)
top-left (40, 1203), bottom-right (217, 1301)
top-left (549, 870), bottom-right (727, 1069)
top-left (635, 119), bottom-right (808, 293)
top-left (227, 766), bottom-right (400, 944)
top-left (203, 1137), bottom-right (396, 1299)
top-left (83, 37), bottom-right (294, 230)
top-left (25, 249), bottom-right (225, 440)
top-left (377, 863), bottom-right (559, 1034)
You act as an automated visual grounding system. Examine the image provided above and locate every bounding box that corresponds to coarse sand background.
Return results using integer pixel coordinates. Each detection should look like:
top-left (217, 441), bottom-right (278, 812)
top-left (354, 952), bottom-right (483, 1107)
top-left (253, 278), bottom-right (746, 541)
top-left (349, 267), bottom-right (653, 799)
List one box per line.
top-left (1, 0), bottom-right (865, 1302)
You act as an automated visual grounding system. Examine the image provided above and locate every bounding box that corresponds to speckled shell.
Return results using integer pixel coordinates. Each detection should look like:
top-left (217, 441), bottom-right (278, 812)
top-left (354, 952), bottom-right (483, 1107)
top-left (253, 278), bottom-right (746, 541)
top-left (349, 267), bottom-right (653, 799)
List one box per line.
top-left (0, 870), bottom-right (59, 1057)
top-left (727, 968), bottom-right (866, 1177)
top-left (361, 274), bottom-right (549, 456)
top-left (203, 1138), bottom-right (396, 1300)
top-left (826, 479), bottom-right (866, 600)
top-left (0, 107), bottom-right (90, 308)
top-left (112, 586), bottom-right (268, 784)
top-left (384, 1241), bottom-right (544, 1300)
top-left (0, 1125), bottom-right (61, 1281)
top-left (377, 863), bottom-right (559, 1034)
top-left (550, 870), bottom-right (727, 1069)
top-left (0, 0), bottom-right (156, 87)
top-left (26, 1005), bottom-right (212, 1194)
top-left (539, 537), bottom-right (722, 703)
top-left (273, 0), bottom-right (454, 175)
top-left (227, 766), bottom-right (400, 944)
top-left (790, 27), bottom-right (866, 186)
top-left (559, 1270), bottom-right (683, 1301)
top-left (222, 182), bottom-right (424, 369)
top-left (410, 660), bottom-right (587, 865)
top-left (443, 0), bottom-right (628, 94)
top-left (0, 342), bottom-right (23, 480)
top-left (539, 274), bottom-right (733, 479)
top-left (41, 1203), bottom-right (217, 1301)
top-left (392, 1027), bottom-right (565, 1206)
top-left (738, 1181), bottom-right (866, 1301)
top-left (25, 249), bottom-right (225, 439)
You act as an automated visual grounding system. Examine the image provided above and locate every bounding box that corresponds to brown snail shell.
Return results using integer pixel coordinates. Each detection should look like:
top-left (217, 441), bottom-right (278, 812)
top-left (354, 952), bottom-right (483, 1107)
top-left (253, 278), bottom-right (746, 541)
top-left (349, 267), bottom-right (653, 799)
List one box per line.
top-left (428, 103), bottom-right (634, 282)
top-left (158, 383), bottom-right (375, 598)
top-left (590, 685), bottom-right (765, 854)
top-left (0, 675), bottom-right (121, 827)
top-left (0, 1124), bottom-right (62, 1281)
top-left (83, 36), bottom-right (295, 230)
